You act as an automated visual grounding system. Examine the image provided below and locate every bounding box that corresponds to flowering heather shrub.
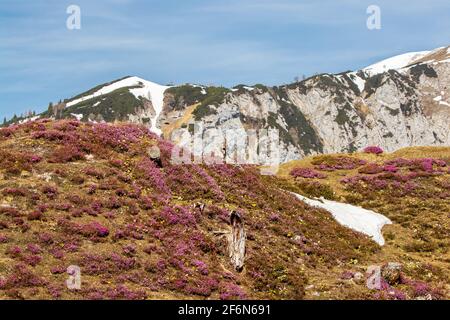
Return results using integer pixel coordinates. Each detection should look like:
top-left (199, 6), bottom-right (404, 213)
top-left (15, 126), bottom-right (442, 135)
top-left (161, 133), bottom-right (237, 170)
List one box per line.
top-left (109, 159), bottom-right (124, 168)
top-left (122, 244), bottom-right (137, 256)
top-left (0, 206), bottom-right (21, 217)
top-left (48, 145), bottom-right (85, 163)
top-left (58, 219), bottom-right (109, 238)
top-left (139, 196), bottom-right (153, 210)
top-left (54, 202), bottom-right (72, 211)
top-left (0, 127), bottom-right (16, 138)
top-left (89, 123), bottom-right (149, 151)
top-left (219, 283), bottom-right (246, 300)
top-left (384, 158), bottom-right (413, 167)
top-left (159, 206), bottom-right (196, 226)
top-left (32, 129), bottom-right (68, 141)
top-left (22, 254), bottom-right (42, 267)
top-left (47, 284), bottom-right (63, 299)
top-left (26, 154), bottom-right (42, 163)
top-left (26, 244), bottom-right (42, 254)
top-left (0, 264), bottom-right (46, 289)
top-left (85, 222), bottom-right (109, 237)
top-left (184, 279), bottom-right (218, 297)
top-left (269, 212), bottom-right (280, 222)
top-left (50, 249), bottom-right (65, 260)
top-left (52, 120), bottom-right (80, 132)
top-left (42, 185), bottom-right (58, 199)
top-left (50, 265), bottom-right (66, 274)
top-left (363, 146), bottom-right (384, 154)
top-left (290, 167), bottom-right (326, 179)
top-left (78, 252), bottom-right (137, 275)
top-left (38, 233), bottom-right (54, 245)
top-left (2, 187), bottom-right (28, 197)
top-left (340, 270), bottom-right (355, 280)
top-left (0, 234), bottom-right (8, 243)
top-left (135, 157), bottom-right (170, 198)
top-left (85, 285), bottom-right (146, 300)
top-left (0, 150), bottom-right (34, 174)
top-left (83, 167), bottom-right (106, 179)
top-left (191, 165), bottom-right (225, 199)
top-left (382, 164), bottom-right (399, 173)
top-left (312, 155), bottom-right (366, 171)
top-left (104, 196), bottom-right (122, 209)
top-left (402, 158), bottom-right (448, 173)
top-left (6, 245), bottom-right (22, 257)
top-left (192, 260), bottom-right (209, 275)
top-left (211, 164), bottom-right (238, 177)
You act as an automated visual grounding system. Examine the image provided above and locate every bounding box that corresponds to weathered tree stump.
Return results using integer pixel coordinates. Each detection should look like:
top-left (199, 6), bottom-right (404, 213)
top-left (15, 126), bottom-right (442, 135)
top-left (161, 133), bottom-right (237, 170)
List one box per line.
top-left (227, 211), bottom-right (246, 272)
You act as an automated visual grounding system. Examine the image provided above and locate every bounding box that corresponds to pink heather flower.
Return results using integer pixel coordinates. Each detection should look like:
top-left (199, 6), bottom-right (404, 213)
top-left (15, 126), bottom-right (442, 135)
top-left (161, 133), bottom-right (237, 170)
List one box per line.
top-left (29, 155), bottom-right (42, 163)
top-left (340, 271), bottom-right (355, 280)
top-left (418, 158), bottom-right (434, 172)
top-left (219, 283), bottom-right (246, 300)
top-left (269, 213), bottom-right (280, 222)
top-left (290, 167), bottom-right (326, 179)
top-left (363, 146), bottom-right (384, 154)
top-left (26, 244), bottom-right (42, 254)
top-left (412, 281), bottom-right (431, 297)
top-left (192, 260), bottom-right (209, 275)
top-left (382, 165), bottom-right (398, 173)
top-left (92, 222), bottom-right (109, 237)
top-left (7, 246), bottom-right (22, 257)
top-left (0, 234), bottom-right (8, 243)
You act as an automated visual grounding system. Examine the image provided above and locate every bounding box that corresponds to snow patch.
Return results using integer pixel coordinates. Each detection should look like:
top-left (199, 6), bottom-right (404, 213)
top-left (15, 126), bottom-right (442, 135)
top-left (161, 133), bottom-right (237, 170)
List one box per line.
top-left (292, 192), bottom-right (392, 245)
top-left (350, 72), bottom-right (366, 92)
top-left (70, 113), bottom-right (83, 121)
top-left (363, 51), bottom-right (430, 76)
top-left (18, 116), bottom-right (40, 124)
top-left (66, 76), bottom-right (170, 135)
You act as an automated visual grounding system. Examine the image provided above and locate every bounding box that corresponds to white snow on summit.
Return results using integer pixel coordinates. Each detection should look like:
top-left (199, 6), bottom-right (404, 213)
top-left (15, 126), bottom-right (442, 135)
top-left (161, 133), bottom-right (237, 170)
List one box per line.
top-left (363, 51), bottom-right (430, 76)
top-left (66, 76), bottom-right (170, 135)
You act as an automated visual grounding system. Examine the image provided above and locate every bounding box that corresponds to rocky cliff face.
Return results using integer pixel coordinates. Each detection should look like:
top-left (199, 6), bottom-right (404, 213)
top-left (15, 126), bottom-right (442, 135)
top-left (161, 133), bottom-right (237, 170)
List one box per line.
top-left (158, 46), bottom-right (449, 163)
top-left (6, 46), bottom-right (449, 163)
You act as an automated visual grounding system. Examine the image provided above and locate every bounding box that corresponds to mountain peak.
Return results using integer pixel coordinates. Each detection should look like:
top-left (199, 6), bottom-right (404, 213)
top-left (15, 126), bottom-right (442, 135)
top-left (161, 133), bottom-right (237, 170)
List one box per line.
top-left (362, 45), bottom-right (449, 76)
top-left (64, 76), bottom-right (170, 135)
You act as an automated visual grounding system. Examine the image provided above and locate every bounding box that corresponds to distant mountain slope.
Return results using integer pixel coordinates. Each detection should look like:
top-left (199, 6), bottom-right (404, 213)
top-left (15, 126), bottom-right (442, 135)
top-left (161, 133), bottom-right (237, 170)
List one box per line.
top-left (4, 45), bottom-right (450, 163)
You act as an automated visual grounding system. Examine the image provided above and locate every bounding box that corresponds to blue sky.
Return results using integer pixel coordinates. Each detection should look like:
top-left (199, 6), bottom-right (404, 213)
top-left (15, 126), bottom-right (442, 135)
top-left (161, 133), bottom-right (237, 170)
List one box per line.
top-left (0, 0), bottom-right (449, 120)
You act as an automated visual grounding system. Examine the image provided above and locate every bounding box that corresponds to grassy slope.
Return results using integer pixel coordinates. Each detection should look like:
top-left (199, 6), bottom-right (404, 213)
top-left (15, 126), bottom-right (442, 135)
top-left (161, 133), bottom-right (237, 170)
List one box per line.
top-left (279, 147), bottom-right (449, 299)
top-left (0, 120), bottom-right (386, 300)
